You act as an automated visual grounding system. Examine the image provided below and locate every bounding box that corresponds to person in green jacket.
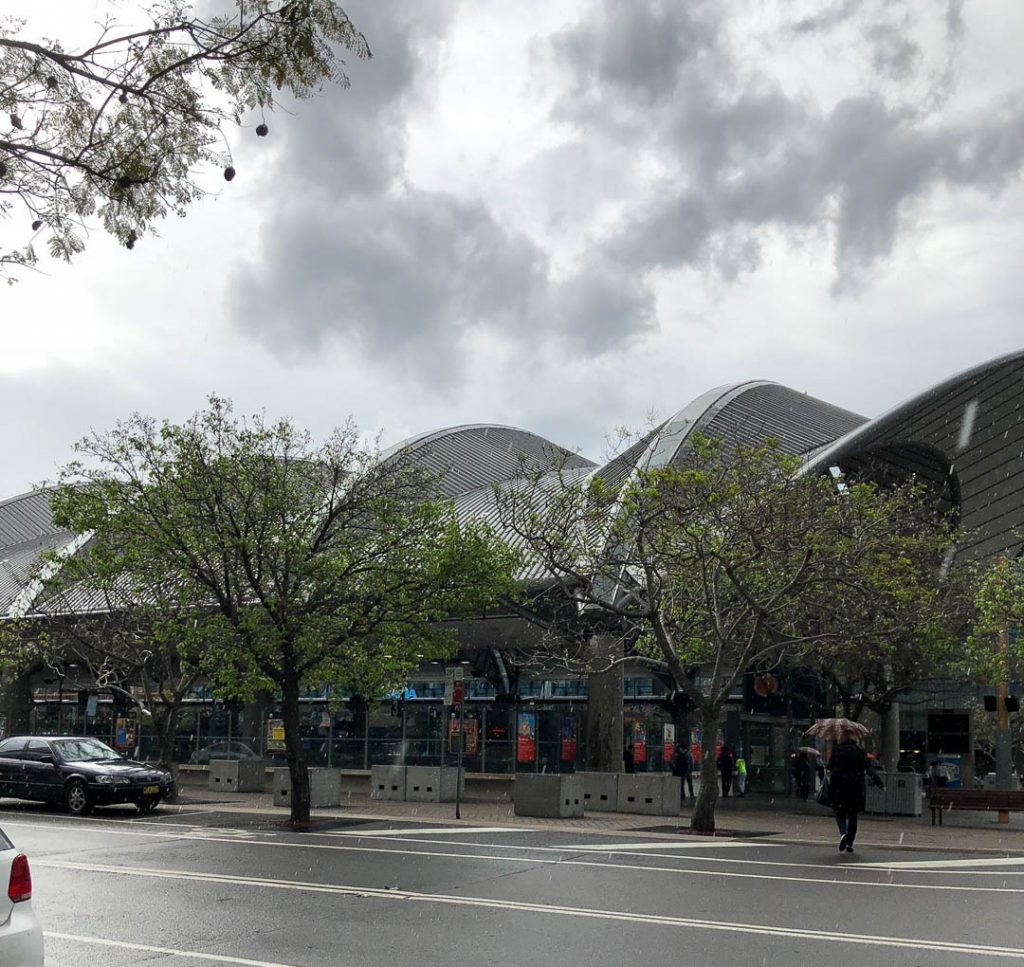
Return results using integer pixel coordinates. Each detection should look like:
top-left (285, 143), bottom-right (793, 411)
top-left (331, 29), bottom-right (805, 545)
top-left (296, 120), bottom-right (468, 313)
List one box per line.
top-left (735, 753), bottom-right (748, 797)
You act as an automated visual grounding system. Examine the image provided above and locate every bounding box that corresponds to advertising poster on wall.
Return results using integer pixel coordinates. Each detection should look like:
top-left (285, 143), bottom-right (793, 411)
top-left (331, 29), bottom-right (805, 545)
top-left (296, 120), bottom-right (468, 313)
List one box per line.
top-left (560, 716), bottom-right (578, 762)
top-left (631, 719), bottom-right (647, 764)
top-left (448, 718), bottom-right (480, 755)
top-left (516, 712), bottom-right (537, 763)
top-left (266, 718), bottom-right (286, 753)
top-left (663, 723), bottom-right (676, 765)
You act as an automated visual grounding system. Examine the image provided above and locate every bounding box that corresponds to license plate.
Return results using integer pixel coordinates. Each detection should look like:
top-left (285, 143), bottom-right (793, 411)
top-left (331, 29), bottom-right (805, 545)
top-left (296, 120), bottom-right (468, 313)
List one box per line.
top-left (143, 785), bottom-right (159, 795)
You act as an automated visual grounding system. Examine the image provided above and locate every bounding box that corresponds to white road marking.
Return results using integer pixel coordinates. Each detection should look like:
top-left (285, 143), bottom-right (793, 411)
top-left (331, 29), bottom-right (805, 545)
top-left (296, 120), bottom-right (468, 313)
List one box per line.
top-left (45, 931), bottom-right (299, 966)
top-left (332, 826), bottom-right (532, 837)
top-left (33, 844), bottom-right (1024, 895)
top-left (552, 839), bottom-right (762, 851)
top-left (9, 818), bottom-right (1024, 888)
top-left (35, 863), bottom-right (1024, 960)
top-left (856, 856), bottom-right (1024, 870)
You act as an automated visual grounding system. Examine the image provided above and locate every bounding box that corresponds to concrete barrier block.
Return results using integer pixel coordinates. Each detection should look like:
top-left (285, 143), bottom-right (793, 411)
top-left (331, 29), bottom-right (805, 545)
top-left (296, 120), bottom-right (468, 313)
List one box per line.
top-left (272, 767), bottom-right (344, 808)
top-left (513, 773), bottom-right (584, 818)
top-left (208, 759), bottom-right (264, 793)
top-left (580, 771), bottom-right (619, 812)
top-left (371, 764), bottom-right (407, 801)
top-left (406, 766), bottom-right (464, 802)
top-left (615, 774), bottom-right (680, 816)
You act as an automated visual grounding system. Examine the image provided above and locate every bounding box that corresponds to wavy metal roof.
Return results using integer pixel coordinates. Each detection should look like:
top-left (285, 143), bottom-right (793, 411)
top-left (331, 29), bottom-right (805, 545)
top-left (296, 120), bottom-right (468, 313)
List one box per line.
top-left (383, 424), bottom-right (595, 498)
top-left (3, 351), bottom-right (1022, 618)
top-left (803, 349), bottom-right (1024, 561)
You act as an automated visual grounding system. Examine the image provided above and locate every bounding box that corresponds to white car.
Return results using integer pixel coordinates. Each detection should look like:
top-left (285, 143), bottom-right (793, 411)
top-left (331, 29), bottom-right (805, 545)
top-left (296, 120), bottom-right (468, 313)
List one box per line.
top-left (0, 827), bottom-right (44, 965)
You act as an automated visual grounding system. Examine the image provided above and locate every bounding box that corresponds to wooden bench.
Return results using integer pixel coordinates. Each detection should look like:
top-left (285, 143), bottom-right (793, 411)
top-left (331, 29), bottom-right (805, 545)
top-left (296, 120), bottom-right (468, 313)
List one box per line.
top-left (929, 789), bottom-right (1024, 825)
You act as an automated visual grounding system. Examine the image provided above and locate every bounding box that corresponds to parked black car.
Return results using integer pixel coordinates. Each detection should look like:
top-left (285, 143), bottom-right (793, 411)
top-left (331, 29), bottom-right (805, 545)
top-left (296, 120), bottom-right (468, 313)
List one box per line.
top-left (0, 736), bottom-right (174, 816)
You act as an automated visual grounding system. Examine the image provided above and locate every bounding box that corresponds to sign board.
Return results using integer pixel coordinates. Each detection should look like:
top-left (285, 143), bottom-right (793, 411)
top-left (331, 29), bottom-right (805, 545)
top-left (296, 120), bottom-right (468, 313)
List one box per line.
top-left (560, 716), bottom-right (578, 762)
top-left (85, 695), bottom-right (99, 718)
top-left (448, 718), bottom-right (479, 755)
top-left (516, 712), bottom-right (536, 763)
top-left (663, 723), bottom-right (676, 765)
top-left (444, 666), bottom-right (465, 706)
top-left (266, 718), bottom-right (286, 752)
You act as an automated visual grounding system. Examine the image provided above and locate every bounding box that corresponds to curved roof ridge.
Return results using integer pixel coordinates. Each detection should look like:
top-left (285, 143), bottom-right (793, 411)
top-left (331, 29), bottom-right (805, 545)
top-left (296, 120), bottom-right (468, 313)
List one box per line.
top-left (801, 347), bottom-right (1024, 475)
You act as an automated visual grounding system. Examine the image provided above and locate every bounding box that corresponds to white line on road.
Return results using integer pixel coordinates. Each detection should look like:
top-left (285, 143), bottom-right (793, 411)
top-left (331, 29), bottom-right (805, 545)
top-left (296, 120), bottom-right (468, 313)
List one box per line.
top-left (44, 931), bottom-right (300, 966)
top-left (855, 856), bottom-right (1024, 870)
top-left (33, 844), bottom-right (1024, 895)
top-left (332, 826), bottom-right (533, 837)
top-left (550, 840), bottom-right (761, 851)
top-left (9, 819), bottom-right (1024, 889)
top-left (35, 863), bottom-right (1024, 960)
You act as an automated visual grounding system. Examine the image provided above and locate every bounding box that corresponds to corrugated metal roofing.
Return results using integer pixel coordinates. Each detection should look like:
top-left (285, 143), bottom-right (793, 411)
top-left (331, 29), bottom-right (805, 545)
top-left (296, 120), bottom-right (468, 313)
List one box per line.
top-left (390, 424), bottom-right (594, 498)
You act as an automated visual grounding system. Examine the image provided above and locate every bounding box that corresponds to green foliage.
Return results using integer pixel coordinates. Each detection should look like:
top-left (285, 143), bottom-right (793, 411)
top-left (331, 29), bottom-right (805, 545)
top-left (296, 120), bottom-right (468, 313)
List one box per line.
top-left (0, 1), bottom-right (368, 275)
top-left (965, 554), bottom-right (1024, 683)
top-left (50, 395), bottom-right (521, 704)
top-left (807, 479), bottom-right (968, 717)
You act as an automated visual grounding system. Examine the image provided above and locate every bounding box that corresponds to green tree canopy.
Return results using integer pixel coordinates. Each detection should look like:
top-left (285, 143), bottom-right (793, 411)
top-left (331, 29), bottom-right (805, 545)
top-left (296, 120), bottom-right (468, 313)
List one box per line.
top-left (500, 434), bottom-right (962, 832)
top-left (50, 397), bottom-right (521, 823)
top-left (1, 1), bottom-right (367, 275)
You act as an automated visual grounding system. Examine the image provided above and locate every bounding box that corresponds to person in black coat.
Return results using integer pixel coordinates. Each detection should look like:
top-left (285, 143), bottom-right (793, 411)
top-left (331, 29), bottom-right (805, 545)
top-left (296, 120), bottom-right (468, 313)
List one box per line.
top-left (718, 747), bottom-right (735, 797)
top-left (827, 735), bottom-right (884, 853)
top-left (670, 742), bottom-right (695, 800)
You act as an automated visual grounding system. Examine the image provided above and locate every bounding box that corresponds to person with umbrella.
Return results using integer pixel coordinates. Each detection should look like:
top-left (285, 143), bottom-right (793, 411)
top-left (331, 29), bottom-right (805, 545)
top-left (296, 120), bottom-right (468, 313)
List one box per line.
top-left (808, 719), bottom-right (884, 853)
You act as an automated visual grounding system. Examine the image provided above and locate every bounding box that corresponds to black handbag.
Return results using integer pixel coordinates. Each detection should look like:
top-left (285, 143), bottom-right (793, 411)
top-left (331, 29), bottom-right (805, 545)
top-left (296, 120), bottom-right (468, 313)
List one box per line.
top-left (815, 776), bottom-right (832, 808)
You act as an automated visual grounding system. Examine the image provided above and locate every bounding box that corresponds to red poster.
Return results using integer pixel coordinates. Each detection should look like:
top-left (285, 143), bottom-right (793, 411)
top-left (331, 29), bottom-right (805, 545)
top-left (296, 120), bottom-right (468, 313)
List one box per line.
top-left (516, 712), bottom-right (536, 764)
top-left (631, 720), bottom-right (647, 763)
top-left (560, 716), bottom-right (578, 762)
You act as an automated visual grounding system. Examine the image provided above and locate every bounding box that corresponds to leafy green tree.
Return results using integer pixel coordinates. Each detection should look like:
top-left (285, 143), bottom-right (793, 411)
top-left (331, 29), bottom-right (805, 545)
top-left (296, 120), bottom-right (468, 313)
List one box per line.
top-left (802, 480), bottom-right (968, 768)
top-left (502, 436), bottom-right (853, 832)
top-left (966, 553), bottom-right (1024, 682)
top-left (0, 1), bottom-right (367, 275)
top-left (501, 435), bottom-right (965, 832)
top-left (50, 397), bottom-right (521, 824)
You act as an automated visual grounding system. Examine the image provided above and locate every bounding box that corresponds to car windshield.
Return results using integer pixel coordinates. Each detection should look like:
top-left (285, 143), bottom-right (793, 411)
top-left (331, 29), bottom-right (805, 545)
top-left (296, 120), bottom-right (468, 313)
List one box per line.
top-left (53, 738), bottom-right (123, 762)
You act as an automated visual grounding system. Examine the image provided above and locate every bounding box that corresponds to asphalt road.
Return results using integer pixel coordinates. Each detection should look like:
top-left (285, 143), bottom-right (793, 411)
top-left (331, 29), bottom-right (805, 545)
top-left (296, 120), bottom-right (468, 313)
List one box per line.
top-left (3, 801), bottom-right (1024, 966)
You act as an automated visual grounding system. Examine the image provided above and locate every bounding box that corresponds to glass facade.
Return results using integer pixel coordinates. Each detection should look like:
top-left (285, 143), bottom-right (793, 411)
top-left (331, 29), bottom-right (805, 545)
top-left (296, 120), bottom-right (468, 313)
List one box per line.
top-left (25, 676), bottom-right (690, 774)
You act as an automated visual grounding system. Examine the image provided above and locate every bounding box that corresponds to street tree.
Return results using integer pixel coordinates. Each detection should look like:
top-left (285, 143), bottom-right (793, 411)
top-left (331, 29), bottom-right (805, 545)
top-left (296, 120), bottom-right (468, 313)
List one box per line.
top-left (500, 435), bottom-right (965, 832)
top-left (500, 436), bottom-right (855, 833)
top-left (0, 1), bottom-right (368, 276)
top-left (965, 553), bottom-right (1024, 681)
top-left (49, 397), bottom-right (521, 824)
top-left (800, 480), bottom-right (969, 769)
top-left (3, 544), bottom-right (220, 776)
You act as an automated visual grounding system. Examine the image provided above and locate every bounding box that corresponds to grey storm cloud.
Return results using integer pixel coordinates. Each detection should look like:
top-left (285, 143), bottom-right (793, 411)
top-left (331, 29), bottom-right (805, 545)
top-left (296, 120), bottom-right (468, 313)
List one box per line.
top-left (551, 0), bottom-right (1024, 292)
top-left (230, 0), bottom-right (1024, 391)
top-left (230, 0), bottom-right (660, 388)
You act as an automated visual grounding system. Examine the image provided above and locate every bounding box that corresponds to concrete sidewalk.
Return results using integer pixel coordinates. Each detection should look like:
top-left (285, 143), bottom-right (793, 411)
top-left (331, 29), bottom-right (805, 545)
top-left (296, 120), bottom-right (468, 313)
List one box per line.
top-left (172, 779), bottom-right (1024, 854)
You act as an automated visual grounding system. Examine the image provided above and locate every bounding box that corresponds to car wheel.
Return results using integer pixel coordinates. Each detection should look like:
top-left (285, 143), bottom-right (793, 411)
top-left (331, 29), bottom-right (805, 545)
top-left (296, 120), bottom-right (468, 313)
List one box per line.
top-left (64, 778), bottom-right (92, 816)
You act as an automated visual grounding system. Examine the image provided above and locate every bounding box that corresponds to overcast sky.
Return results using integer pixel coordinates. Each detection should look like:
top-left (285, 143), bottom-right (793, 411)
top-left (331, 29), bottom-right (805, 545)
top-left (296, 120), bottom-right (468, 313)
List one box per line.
top-left (2, 0), bottom-right (1023, 496)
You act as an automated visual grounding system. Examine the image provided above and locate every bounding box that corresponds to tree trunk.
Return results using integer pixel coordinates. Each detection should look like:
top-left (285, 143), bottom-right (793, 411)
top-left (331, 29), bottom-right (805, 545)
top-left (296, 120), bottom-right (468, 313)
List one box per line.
top-left (880, 702), bottom-right (900, 774)
top-left (690, 705), bottom-right (721, 833)
top-left (152, 705), bottom-right (181, 801)
top-left (281, 671), bottom-right (310, 824)
top-left (584, 633), bottom-right (624, 772)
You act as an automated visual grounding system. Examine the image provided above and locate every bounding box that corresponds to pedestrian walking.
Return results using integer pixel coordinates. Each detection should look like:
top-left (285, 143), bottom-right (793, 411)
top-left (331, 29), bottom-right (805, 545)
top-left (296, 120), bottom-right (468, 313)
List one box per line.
top-left (670, 741), bottom-right (695, 800)
top-left (717, 746), bottom-right (735, 797)
top-left (791, 753), bottom-right (812, 799)
top-left (623, 744), bottom-right (635, 774)
top-left (828, 733), bottom-right (884, 853)
top-left (734, 752), bottom-right (747, 797)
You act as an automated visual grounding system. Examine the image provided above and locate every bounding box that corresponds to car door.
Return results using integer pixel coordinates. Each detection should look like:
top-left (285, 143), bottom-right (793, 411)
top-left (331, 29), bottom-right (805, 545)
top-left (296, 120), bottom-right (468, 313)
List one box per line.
top-left (21, 740), bottom-right (61, 804)
top-left (0, 740), bottom-right (28, 799)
